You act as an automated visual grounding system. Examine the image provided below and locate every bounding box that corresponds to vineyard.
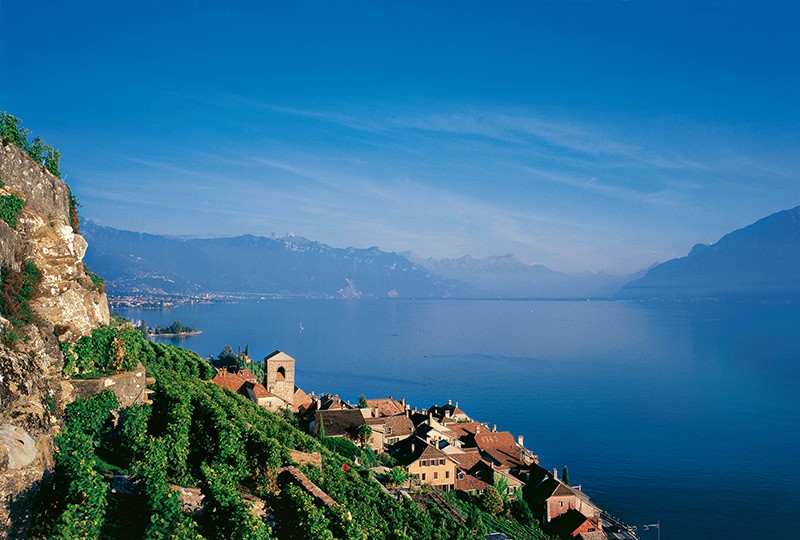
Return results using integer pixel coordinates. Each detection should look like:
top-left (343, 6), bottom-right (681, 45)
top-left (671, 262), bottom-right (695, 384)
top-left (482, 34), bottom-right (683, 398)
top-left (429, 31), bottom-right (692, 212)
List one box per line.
top-left (33, 325), bottom-right (554, 539)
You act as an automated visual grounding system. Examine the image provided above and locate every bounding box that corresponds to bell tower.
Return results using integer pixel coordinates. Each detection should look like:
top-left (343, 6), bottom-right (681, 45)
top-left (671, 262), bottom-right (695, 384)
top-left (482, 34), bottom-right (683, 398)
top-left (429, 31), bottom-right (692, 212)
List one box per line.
top-left (265, 350), bottom-right (295, 405)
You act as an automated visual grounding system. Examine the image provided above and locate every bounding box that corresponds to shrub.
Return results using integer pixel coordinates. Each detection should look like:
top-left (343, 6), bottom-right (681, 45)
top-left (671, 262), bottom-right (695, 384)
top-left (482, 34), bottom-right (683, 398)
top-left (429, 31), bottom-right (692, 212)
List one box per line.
top-left (0, 261), bottom-right (41, 331)
top-left (0, 193), bottom-right (26, 229)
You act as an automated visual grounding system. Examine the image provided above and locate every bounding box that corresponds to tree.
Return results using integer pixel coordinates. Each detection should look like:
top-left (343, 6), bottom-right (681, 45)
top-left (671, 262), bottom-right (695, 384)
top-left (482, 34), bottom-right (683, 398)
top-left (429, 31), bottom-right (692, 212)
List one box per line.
top-left (385, 466), bottom-right (408, 487)
top-left (479, 486), bottom-right (504, 515)
top-left (139, 319), bottom-right (148, 338)
top-left (494, 476), bottom-right (509, 505)
top-left (349, 424), bottom-right (372, 449)
top-left (510, 498), bottom-right (534, 525)
top-left (44, 145), bottom-right (61, 177)
top-left (562, 465), bottom-right (570, 486)
top-left (0, 112), bottom-right (29, 149)
top-left (28, 136), bottom-right (46, 164)
top-left (358, 394), bottom-right (368, 408)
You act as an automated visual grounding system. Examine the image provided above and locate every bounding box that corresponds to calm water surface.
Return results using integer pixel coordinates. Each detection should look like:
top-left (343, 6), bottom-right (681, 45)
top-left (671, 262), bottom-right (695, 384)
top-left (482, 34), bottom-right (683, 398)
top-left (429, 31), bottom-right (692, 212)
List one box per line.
top-left (116, 299), bottom-right (800, 540)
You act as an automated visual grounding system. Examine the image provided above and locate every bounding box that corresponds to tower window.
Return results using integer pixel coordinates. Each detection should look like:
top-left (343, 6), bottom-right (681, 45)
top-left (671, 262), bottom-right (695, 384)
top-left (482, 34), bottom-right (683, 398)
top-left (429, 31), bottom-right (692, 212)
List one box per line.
top-left (276, 366), bottom-right (286, 380)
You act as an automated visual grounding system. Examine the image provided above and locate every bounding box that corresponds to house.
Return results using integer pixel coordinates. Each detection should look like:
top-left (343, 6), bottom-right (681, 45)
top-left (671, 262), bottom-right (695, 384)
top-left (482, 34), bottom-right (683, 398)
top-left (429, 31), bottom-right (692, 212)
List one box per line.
top-left (211, 368), bottom-right (288, 409)
top-left (293, 386), bottom-right (313, 414)
top-left (549, 509), bottom-right (606, 539)
top-left (211, 368), bottom-right (248, 393)
top-left (474, 431), bottom-right (536, 474)
top-left (383, 414), bottom-right (414, 446)
top-left (314, 408), bottom-right (367, 441)
top-left (363, 413), bottom-right (416, 454)
top-left (365, 397), bottom-right (407, 417)
top-left (526, 478), bottom-right (602, 526)
top-left (428, 400), bottom-right (471, 423)
top-left (446, 421), bottom-right (484, 448)
top-left (392, 437), bottom-right (458, 491)
top-left (243, 381), bottom-right (285, 409)
top-left (317, 393), bottom-right (353, 411)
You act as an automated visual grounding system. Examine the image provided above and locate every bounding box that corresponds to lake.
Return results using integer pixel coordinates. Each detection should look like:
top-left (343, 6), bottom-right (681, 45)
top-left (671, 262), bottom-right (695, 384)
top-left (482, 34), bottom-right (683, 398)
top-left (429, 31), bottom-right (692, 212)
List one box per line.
top-left (115, 299), bottom-right (800, 540)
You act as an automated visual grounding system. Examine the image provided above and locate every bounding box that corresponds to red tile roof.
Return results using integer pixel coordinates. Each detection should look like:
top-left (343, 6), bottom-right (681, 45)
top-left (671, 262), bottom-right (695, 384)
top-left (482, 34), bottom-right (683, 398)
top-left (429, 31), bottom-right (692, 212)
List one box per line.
top-left (238, 369), bottom-right (257, 383)
top-left (384, 414), bottom-right (414, 437)
top-left (246, 382), bottom-right (275, 399)
top-left (366, 398), bottom-right (405, 417)
top-left (211, 370), bottom-right (247, 394)
top-left (475, 431), bottom-right (524, 469)
top-left (455, 473), bottom-right (491, 493)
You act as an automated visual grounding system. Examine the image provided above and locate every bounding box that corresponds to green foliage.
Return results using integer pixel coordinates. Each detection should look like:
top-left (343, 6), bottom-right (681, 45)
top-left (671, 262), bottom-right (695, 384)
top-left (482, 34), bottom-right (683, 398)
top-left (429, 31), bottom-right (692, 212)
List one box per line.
top-left (0, 261), bottom-right (42, 341)
top-left (50, 391), bottom-right (119, 539)
top-left (134, 438), bottom-right (200, 540)
top-left (274, 483), bottom-right (332, 540)
top-left (63, 389), bottom-right (119, 440)
top-left (348, 424), bottom-right (372, 448)
top-left (152, 320), bottom-right (197, 335)
top-left (510, 497), bottom-right (535, 525)
top-left (86, 269), bottom-right (105, 294)
top-left (45, 146), bottom-right (61, 176)
top-left (0, 111), bottom-right (29, 148)
top-left (357, 394), bottom-right (368, 408)
top-left (28, 135), bottom-right (46, 163)
top-left (495, 475), bottom-right (510, 505)
top-left (43, 338), bottom-right (552, 540)
top-left (320, 436), bottom-right (363, 461)
top-left (384, 466), bottom-right (408, 487)
top-left (0, 111), bottom-right (62, 176)
top-left (119, 403), bottom-right (152, 460)
top-left (0, 193), bottom-right (25, 229)
top-left (213, 345), bottom-right (263, 381)
top-left (67, 187), bottom-right (80, 232)
top-left (480, 485), bottom-right (504, 515)
top-left (200, 462), bottom-right (271, 539)
top-left (62, 324), bottom-right (153, 378)
top-left (562, 465), bottom-right (570, 486)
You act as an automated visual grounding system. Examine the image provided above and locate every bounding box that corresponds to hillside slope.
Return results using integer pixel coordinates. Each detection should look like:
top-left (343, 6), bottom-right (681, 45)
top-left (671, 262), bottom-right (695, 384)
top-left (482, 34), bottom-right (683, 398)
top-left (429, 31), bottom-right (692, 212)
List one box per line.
top-left (617, 205), bottom-right (800, 300)
top-left (0, 133), bottom-right (110, 532)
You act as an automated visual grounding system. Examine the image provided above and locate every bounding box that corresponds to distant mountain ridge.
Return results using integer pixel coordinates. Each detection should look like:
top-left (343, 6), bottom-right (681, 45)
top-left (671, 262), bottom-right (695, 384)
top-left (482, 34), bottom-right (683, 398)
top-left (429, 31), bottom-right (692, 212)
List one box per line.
top-left (617, 205), bottom-right (800, 300)
top-left (81, 221), bottom-right (469, 298)
top-left (417, 254), bottom-right (639, 298)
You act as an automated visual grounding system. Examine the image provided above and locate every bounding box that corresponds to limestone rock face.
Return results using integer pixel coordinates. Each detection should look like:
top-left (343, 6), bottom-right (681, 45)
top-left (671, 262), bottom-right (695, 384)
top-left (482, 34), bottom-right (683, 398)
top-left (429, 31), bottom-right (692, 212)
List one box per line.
top-left (0, 141), bottom-right (111, 535)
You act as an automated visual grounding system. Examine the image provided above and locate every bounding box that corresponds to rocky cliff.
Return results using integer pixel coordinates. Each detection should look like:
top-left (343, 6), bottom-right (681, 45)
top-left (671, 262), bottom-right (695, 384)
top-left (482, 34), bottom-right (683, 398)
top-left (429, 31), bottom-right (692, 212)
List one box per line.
top-left (0, 140), bottom-right (109, 535)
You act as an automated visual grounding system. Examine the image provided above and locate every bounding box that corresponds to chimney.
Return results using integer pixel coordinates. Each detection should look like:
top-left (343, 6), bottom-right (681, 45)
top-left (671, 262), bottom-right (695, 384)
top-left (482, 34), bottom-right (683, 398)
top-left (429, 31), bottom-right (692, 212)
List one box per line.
top-left (517, 435), bottom-right (524, 448)
top-left (553, 468), bottom-right (558, 481)
top-left (455, 402), bottom-right (458, 410)
top-left (448, 399), bottom-right (452, 405)
top-left (401, 397), bottom-right (406, 408)
top-left (492, 424), bottom-right (497, 432)
top-left (475, 424), bottom-right (480, 434)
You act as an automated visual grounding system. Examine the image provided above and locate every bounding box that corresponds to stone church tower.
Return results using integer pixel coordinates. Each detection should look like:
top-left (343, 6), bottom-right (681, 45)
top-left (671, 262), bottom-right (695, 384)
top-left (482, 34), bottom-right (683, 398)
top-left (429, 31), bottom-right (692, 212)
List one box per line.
top-left (265, 350), bottom-right (296, 405)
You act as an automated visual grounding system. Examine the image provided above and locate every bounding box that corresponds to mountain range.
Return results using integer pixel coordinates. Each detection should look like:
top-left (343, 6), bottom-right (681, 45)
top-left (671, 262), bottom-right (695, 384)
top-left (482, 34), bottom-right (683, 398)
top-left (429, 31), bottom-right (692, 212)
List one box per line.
top-left (81, 221), bottom-right (468, 299)
top-left (617, 205), bottom-right (800, 300)
top-left (415, 254), bottom-right (640, 298)
top-left (83, 205), bottom-right (800, 301)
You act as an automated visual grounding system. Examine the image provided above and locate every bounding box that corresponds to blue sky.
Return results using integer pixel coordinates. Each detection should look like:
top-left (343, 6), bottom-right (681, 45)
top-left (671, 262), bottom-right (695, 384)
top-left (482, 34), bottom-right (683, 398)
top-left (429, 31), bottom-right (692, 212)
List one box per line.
top-left (1, 1), bottom-right (798, 273)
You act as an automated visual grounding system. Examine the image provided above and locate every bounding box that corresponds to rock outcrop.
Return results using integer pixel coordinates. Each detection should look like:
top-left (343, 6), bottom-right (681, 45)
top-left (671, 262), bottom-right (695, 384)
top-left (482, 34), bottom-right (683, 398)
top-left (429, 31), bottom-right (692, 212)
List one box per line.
top-left (0, 140), bottom-right (110, 534)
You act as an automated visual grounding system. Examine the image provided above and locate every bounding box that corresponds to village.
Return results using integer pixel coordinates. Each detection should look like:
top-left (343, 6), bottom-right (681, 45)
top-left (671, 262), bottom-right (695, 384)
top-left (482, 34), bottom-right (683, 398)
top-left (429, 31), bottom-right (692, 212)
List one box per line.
top-left (209, 349), bottom-right (640, 540)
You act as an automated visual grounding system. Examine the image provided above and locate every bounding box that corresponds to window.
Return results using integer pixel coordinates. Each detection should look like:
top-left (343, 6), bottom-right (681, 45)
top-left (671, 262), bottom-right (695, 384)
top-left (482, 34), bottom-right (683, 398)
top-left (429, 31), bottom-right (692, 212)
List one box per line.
top-left (421, 473), bottom-right (426, 481)
top-left (559, 501), bottom-right (564, 507)
top-left (445, 470), bottom-right (450, 479)
top-left (457, 472), bottom-right (465, 480)
top-left (386, 427), bottom-right (392, 435)
top-left (433, 472), bottom-right (439, 480)
top-left (276, 366), bottom-right (286, 380)
top-left (439, 459), bottom-right (445, 465)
